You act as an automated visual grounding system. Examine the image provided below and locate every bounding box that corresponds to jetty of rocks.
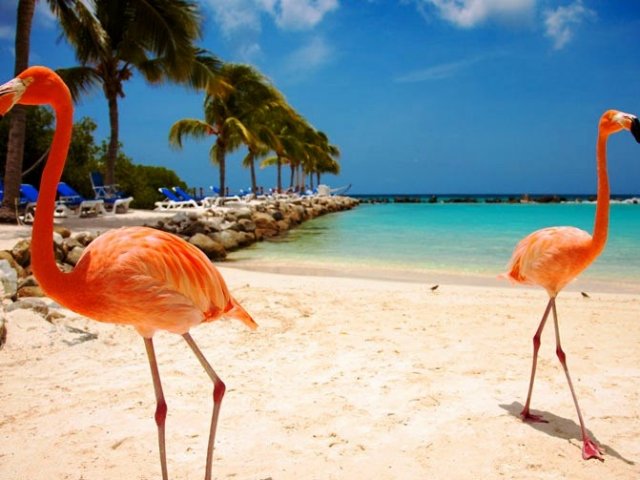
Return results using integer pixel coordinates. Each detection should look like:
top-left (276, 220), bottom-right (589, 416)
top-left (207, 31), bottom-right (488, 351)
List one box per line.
top-left (0, 195), bottom-right (358, 344)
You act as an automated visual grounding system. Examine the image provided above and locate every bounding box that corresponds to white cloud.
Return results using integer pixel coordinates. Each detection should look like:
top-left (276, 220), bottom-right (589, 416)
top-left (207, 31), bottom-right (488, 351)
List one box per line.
top-left (416, 0), bottom-right (536, 28)
top-left (273, 0), bottom-right (339, 30)
top-left (204, 1), bottom-right (337, 74)
top-left (283, 36), bottom-right (332, 77)
top-left (204, 0), bottom-right (338, 35)
top-left (395, 55), bottom-right (487, 82)
top-left (204, 0), bottom-right (264, 37)
top-left (543, 0), bottom-right (595, 50)
top-left (0, 0), bottom-right (60, 55)
top-left (34, 1), bottom-right (57, 27)
top-left (238, 42), bottom-right (263, 61)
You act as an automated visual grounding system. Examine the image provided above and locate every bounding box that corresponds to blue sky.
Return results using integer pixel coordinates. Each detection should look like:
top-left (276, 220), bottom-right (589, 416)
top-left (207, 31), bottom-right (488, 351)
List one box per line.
top-left (1, 0), bottom-right (640, 194)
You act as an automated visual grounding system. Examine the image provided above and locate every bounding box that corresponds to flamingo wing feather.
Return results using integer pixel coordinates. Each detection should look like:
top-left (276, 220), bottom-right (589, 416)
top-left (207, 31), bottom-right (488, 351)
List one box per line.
top-left (70, 226), bottom-right (256, 337)
top-left (504, 226), bottom-right (593, 294)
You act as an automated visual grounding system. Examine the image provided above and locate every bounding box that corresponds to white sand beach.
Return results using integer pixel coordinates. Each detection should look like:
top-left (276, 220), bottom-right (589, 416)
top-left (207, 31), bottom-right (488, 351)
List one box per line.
top-left (1, 209), bottom-right (639, 479)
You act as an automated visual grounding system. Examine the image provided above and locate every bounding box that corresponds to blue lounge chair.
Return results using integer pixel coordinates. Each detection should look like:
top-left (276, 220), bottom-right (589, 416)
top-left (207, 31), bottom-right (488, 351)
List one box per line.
top-left (0, 183), bottom-right (45, 222)
top-left (154, 187), bottom-right (199, 210)
top-left (57, 182), bottom-right (106, 217)
top-left (89, 171), bottom-right (118, 198)
top-left (89, 172), bottom-right (133, 213)
top-left (173, 186), bottom-right (217, 208)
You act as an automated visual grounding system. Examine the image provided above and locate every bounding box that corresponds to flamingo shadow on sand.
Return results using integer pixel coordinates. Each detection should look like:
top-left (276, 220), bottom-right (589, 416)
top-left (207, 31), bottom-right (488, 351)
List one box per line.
top-left (499, 402), bottom-right (635, 466)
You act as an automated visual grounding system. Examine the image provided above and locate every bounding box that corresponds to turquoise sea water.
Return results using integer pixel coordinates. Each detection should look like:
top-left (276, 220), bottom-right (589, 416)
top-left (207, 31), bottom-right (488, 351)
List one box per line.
top-left (229, 201), bottom-right (640, 288)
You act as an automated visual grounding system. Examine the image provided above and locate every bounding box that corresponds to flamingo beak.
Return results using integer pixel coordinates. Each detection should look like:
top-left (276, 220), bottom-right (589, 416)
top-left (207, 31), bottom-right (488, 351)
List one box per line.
top-left (631, 117), bottom-right (640, 144)
top-left (0, 77), bottom-right (27, 116)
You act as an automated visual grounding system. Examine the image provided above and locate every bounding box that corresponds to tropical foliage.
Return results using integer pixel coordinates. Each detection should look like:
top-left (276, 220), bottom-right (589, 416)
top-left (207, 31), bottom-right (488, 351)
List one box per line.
top-left (102, 146), bottom-right (187, 209)
top-left (0, 109), bottom-right (185, 209)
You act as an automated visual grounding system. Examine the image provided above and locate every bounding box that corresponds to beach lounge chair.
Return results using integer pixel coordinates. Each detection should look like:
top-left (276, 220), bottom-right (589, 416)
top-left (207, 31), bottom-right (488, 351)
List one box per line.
top-left (89, 172), bottom-right (133, 213)
top-left (172, 186), bottom-right (217, 208)
top-left (19, 184), bottom-right (40, 222)
top-left (56, 182), bottom-right (106, 217)
top-left (154, 187), bottom-right (199, 210)
top-left (89, 171), bottom-right (118, 198)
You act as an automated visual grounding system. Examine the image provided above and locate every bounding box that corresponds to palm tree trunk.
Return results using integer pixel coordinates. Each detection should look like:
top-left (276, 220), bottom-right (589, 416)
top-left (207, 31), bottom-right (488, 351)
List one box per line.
top-left (247, 151), bottom-right (257, 192)
top-left (276, 156), bottom-right (282, 192)
top-left (105, 90), bottom-right (119, 186)
top-left (216, 139), bottom-right (226, 197)
top-left (289, 164), bottom-right (295, 189)
top-left (299, 167), bottom-right (306, 192)
top-left (0, 0), bottom-right (35, 223)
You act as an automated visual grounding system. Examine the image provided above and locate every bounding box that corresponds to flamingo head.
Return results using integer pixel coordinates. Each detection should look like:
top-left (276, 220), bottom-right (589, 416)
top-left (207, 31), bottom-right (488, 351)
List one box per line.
top-left (0, 66), bottom-right (68, 115)
top-left (600, 110), bottom-right (640, 142)
top-left (0, 75), bottom-right (29, 115)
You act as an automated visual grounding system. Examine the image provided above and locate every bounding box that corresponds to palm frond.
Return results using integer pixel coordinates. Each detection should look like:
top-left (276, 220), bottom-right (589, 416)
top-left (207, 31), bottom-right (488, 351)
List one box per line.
top-left (47, 0), bottom-right (109, 63)
top-left (123, 0), bottom-right (202, 68)
top-left (223, 117), bottom-right (253, 144)
top-left (56, 66), bottom-right (103, 102)
top-left (168, 119), bottom-right (216, 149)
top-left (260, 155), bottom-right (279, 168)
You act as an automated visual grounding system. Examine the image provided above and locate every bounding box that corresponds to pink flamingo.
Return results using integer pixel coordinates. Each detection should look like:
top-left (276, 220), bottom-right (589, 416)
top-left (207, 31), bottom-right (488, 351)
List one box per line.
top-left (503, 109), bottom-right (640, 460)
top-left (0, 66), bottom-right (257, 480)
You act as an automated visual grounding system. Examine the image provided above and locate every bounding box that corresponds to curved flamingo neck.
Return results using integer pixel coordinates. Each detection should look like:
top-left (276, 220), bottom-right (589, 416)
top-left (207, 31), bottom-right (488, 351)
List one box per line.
top-left (30, 82), bottom-right (73, 296)
top-left (590, 129), bottom-right (610, 258)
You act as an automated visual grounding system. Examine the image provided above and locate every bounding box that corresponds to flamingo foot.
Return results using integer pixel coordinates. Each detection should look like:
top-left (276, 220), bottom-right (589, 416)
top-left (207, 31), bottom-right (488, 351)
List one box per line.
top-left (582, 438), bottom-right (604, 461)
top-left (520, 408), bottom-right (548, 423)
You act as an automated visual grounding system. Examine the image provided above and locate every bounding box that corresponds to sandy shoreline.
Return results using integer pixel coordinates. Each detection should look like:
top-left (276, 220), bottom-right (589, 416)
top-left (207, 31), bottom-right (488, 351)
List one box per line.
top-left (1, 209), bottom-right (639, 479)
top-left (223, 257), bottom-right (640, 295)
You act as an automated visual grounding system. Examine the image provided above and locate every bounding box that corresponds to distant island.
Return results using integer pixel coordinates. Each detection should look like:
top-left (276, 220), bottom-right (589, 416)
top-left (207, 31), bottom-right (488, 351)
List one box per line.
top-left (352, 193), bottom-right (640, 204)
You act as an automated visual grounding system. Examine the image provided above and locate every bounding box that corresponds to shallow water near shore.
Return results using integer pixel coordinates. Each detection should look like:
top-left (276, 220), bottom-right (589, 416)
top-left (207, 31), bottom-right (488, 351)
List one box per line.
top-left (228, 202), bottom-right (640, 292)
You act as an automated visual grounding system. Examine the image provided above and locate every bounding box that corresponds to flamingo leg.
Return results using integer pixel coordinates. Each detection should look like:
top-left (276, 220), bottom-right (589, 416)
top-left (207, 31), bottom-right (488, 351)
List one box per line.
top-left (183, 333), bottom-right (225, 480)
top-left (144, 337), bottom-right (169, 480)
top-left (521, 297), bottom-right (554, 423)
top-left (551, 302), bottom-right (604, 461)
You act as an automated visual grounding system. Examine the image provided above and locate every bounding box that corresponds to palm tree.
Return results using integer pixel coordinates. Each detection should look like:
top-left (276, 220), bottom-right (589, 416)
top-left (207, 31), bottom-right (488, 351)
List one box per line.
top-left (303, 129), bottom-right (341, 189)
top-left (0, 0), bottom-right (36, 223)
top-left (260, 109), bottom-right (340, 193)
top-left (241, 142), bottom-right (270, 194)
top-left (51, 0), bottom-right (219, 185)
top-left (259, 105), bottom-right (307, 193)
top-left (169, 63), bottom-right (283, 196)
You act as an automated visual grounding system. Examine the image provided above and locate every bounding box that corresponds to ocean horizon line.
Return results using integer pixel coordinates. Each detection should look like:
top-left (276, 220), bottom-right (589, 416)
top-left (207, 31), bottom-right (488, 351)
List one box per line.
top-left (347, 192), bottom-right (640, 203)
top-left (348, 192), bottom-right (640, 197)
